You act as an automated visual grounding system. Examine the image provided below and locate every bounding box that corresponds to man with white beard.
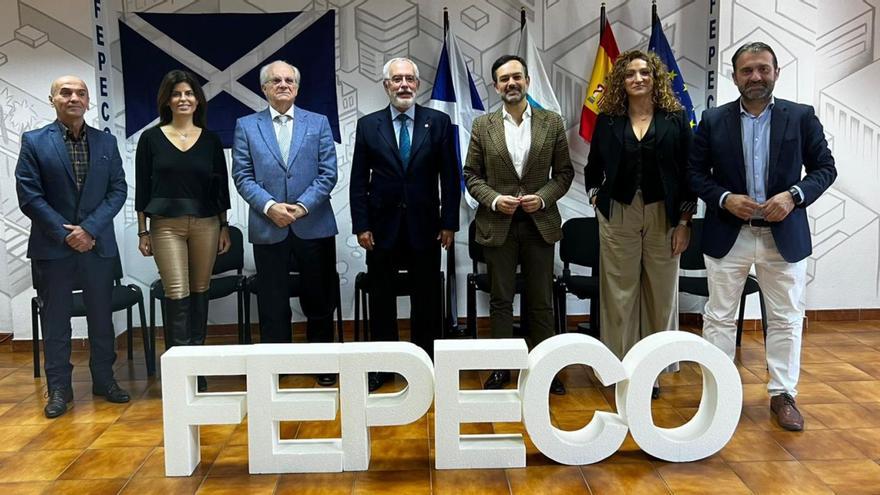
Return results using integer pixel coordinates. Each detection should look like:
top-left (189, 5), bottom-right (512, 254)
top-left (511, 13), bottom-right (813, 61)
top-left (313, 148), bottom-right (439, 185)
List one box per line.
top-left (349, 57), bottom-right (461, 391)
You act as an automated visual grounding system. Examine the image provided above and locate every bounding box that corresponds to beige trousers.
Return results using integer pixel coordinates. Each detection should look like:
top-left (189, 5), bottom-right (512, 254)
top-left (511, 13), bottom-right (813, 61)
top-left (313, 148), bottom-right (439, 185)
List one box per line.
top-left (598, 191), bottom-right (679, 359)
top-left (150, 215), bottom-right (219, 300)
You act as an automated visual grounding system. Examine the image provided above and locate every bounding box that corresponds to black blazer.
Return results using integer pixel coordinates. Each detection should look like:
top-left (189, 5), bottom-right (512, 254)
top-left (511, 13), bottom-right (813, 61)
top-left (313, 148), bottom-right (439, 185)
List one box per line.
top-left (687, 98), bottom-right (837, 263)
top-left (584, 109), bottom-right (695, 225)
top-left (349, 104), bottom-right (461, 250)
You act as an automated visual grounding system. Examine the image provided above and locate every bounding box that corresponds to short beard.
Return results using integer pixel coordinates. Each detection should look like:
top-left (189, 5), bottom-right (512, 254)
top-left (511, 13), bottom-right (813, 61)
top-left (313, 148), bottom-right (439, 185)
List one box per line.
top-left (390, 93), bottom-right (415, 110)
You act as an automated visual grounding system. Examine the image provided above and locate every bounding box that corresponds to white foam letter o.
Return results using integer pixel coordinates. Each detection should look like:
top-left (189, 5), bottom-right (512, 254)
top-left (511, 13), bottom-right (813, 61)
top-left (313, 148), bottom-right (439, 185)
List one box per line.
top-left (616, 332), bottom-right (742, 462)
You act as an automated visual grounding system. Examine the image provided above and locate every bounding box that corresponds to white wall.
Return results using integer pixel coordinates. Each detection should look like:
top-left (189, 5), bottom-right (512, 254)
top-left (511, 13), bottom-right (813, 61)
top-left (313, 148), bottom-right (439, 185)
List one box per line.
top-left (0, 0), bottom-right (875, 340)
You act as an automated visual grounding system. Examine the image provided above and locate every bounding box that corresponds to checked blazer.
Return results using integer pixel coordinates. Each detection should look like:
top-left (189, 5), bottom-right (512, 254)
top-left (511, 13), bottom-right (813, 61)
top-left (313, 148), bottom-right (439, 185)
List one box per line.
top-left (463, 107), bottom-right (574, 247)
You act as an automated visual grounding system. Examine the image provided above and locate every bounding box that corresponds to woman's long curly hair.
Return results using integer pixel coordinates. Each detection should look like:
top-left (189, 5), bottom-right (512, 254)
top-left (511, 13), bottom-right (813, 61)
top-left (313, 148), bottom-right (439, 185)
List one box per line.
top-left (598, 50), bottom-right (683, 116)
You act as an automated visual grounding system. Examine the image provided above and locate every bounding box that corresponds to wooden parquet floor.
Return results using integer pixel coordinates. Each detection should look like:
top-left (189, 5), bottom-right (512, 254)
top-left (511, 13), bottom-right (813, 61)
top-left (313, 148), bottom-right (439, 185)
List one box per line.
top-left (1, 320), bottom-right (880, 494)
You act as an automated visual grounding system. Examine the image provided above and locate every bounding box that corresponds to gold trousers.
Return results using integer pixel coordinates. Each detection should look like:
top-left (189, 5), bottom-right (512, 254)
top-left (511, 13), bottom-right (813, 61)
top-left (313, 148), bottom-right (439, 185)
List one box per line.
top-left (150, 215), bottom-right (219, 300)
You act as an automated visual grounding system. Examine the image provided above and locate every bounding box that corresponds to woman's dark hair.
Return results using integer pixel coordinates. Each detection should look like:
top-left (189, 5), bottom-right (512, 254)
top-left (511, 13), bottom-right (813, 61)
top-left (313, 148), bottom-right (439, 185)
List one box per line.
top-left (156, 69), bottom-right (207, 127)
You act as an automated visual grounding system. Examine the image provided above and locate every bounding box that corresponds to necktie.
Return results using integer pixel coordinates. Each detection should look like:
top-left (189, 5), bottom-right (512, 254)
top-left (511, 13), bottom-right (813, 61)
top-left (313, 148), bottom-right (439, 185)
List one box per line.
top-left (275, 115), bottom-right (291, 165)
top-left (397, 113), bottom-right (411, 167)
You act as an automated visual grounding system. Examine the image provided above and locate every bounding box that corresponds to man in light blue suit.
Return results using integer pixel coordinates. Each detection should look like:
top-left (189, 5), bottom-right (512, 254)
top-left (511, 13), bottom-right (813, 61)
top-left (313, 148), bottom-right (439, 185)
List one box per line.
top-left (15, 75), bottom-right (130, 418)
top-left (232, 61), bottom-right (339, 385)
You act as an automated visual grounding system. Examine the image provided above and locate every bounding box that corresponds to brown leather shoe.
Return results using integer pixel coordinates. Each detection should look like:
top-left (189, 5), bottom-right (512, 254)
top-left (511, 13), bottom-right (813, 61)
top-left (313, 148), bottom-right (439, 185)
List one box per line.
top-left (770, 393), bottom-right (804, 431)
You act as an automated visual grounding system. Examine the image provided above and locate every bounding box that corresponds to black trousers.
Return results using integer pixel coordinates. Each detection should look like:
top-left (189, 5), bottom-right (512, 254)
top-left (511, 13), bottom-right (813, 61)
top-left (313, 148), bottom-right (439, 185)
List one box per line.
top-left (367, 226), bottom-right (442, 357)
top-left (253, 232), bottom-right (336, 344)
top-left (34, 252), bottom-right (116, 391)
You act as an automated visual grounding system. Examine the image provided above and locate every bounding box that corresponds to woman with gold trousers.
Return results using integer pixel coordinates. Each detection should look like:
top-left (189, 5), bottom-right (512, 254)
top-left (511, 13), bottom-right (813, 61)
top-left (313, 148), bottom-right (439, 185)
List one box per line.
top-left (584, 50), bottom-right (695, 399)
top-left (136, 70), bottom-right (231, 391)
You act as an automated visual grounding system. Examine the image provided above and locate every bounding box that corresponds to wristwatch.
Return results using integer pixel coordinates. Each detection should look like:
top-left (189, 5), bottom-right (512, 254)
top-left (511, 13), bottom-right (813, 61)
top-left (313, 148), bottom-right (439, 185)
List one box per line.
top-left (788, 186), bottom-right (802, 205)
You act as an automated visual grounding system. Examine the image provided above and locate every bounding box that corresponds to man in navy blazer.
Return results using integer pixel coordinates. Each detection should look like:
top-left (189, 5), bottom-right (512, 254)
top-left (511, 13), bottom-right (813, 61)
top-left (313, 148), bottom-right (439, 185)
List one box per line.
top-left (350, 58), bottom-right (460, 390)
top-left (688, 42), bottom-right (836, 431)
top-left (15, 75), bottom-right (129, 418)
top-left (232, 61), bottom-right (339, 386)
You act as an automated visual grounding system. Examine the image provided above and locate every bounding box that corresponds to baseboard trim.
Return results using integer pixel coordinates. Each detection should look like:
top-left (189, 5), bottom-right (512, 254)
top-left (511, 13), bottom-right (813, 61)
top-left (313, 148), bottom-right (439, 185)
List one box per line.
top-left (11, 308), bottom-right (880, 350)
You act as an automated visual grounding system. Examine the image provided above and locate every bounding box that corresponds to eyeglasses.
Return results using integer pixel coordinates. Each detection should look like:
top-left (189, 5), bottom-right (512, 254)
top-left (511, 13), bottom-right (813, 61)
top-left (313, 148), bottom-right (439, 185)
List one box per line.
top-left (267, 77), bottom-right (297, 87)
top-left (387, 75), bottom-right (418, 85)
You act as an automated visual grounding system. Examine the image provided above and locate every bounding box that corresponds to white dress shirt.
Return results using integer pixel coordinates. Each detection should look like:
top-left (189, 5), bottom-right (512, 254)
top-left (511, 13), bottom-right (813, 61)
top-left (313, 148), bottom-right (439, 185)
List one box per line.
top-left (492, 104), bottom-right (543, 211)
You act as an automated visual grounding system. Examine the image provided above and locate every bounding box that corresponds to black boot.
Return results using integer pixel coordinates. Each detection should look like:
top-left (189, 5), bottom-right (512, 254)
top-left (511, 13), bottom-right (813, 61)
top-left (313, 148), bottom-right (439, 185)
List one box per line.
top-left (163, 296), bottom-right (191, 350)
top-left (190, 291), bottom-right (210, 392)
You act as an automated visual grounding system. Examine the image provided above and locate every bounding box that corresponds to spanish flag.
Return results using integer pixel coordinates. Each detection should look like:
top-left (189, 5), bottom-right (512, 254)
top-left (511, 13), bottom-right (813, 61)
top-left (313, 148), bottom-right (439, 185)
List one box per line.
top-left (579, 20), bottom-right (620, 142)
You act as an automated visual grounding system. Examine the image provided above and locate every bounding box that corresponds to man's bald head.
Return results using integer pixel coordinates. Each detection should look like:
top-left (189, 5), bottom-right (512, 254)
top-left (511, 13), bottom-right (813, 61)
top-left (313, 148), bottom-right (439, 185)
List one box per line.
top-left (49, 76), bottom-right (89, 128)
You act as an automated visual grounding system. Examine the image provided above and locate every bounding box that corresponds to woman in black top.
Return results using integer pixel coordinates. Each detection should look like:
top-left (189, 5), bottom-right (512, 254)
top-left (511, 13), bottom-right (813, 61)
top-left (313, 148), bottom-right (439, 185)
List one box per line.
top-left (136, 70), bottom-right (231, 390)
top-left (584, 50), bottom-right (696, 399)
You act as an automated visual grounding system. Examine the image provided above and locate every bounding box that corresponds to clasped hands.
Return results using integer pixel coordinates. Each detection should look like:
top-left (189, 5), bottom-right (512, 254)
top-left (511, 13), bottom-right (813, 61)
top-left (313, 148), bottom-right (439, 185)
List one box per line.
top-left (267, 202), bottom-right (307, 228)
top-left (496, 194), bottom-right (542, 215)
top-left (724, 191), bottom-right (795, 222)
top-left (63, 224), bottom-right (94, 253)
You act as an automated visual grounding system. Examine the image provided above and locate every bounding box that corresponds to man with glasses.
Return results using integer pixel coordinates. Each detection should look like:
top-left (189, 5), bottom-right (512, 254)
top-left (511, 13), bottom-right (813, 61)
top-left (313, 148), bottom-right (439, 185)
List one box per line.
top-left (232, 61), bottom-right (339, 386)
top-left (350, 57), bottom-right (460, 391)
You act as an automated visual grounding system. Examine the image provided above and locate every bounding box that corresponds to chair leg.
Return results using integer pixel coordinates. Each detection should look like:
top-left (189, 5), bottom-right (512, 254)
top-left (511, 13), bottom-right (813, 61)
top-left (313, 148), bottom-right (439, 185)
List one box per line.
top-left (126, 307), bottom-right (134, 361)
top-left (32, 299), bottom-right (40, 378)
top-left (466, 279), bottom-right (476, 338)
top-left (353, 285), bottom-right (360, 342)
top-left (336, 282), bottom-right (344, 343)
top-left (558, 287), bottom-right (568, 334)
top-left (138, 298), bottom-right (153, 377)
top-left (735, 289), bottom-right (747, 347)
top-left (362, 290), bottom-right (370, 341)
top-left (237, 289), bottom-right (245, 345)
top-left (758, 288), bottom-right (768, 344)
top-left (243, 291), bottom-right (251, 344)
top-left (552, 285), bottom-right (560, 335)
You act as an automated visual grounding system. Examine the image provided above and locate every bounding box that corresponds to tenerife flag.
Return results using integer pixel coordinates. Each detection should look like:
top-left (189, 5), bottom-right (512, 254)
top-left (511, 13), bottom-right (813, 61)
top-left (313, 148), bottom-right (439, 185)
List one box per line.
top-left (426, 24), bottom-right (485, 207)
top-left (118, 11), bottom-right (339, 147)
top-left (517, 22), bottom-right (561, 115)
top-left (649, 13), bottom-right (697, 128)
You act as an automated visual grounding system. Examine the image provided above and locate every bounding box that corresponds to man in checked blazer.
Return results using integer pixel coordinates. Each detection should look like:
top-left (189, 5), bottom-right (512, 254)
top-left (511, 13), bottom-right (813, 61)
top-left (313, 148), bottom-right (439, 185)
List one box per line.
top-left (464, 55), bottom-right (574, 394)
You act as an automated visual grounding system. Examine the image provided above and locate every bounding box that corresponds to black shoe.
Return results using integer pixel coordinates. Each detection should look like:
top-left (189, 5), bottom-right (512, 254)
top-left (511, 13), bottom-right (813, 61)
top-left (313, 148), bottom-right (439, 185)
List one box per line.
top-left (368, 372), bottom-right (387, 392)
top-left (92, 381), bottom-right (131, 403)
top-left (652, 386), bottom-right (661, 400)
top-left (198, 376), bottom-right (208, 393)
top-left (44, 387), bottom-right (73, 418)
top-left (550, 377), bottom-right (566, 395)
top-left (445, 326), bottom-right (469, 339)
top-left (483, 370), bottom-right (511, 390)
top-left (316, 374), bottom-right (337, 387)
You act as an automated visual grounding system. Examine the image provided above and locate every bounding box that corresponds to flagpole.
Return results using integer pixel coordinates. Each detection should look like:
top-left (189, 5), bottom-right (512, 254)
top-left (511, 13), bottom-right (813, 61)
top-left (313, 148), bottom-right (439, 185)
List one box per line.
top-left (600, 2), bottom-right (606, 32)
top-left (441, 5), bottom-right (462, 338)
top-left (520, 7), bottom-right (526, 30)
top-left (652, 0), bottom-right (658, 22)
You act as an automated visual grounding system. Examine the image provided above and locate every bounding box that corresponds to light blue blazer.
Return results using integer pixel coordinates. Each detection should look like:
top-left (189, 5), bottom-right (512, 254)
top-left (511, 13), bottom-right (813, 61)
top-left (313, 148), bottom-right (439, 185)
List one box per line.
top-left (231, 106), bottom-right (338, 244)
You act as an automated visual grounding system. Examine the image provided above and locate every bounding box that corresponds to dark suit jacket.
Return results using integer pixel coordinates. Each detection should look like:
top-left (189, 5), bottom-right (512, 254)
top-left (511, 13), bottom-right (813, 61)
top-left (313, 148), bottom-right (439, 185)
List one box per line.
top-left (688, 98), bottom-right (837, 262)
top-left (584, 109), bottom-right (695, 224)
top-left (463, 107), bottom-right (574, 247)
top-left (349, 104), bottom-right (460, 250)
top-left (15, 122), bottom-right (127, 260)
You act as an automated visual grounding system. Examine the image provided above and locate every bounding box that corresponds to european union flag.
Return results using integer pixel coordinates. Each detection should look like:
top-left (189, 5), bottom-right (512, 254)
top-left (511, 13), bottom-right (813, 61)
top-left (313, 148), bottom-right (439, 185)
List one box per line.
top-left (648, 14), bottom-right (696, 129)
top-left (118, 11), bottom-right (339, 147)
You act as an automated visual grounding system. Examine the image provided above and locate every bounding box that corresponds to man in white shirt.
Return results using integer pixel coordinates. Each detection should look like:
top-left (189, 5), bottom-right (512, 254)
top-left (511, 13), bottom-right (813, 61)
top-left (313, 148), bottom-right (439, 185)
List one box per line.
top-left (463, 55), bottom-right (574, 394)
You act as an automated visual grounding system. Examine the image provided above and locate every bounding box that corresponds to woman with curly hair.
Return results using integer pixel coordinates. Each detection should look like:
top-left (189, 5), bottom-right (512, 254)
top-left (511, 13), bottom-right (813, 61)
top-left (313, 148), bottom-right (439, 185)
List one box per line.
top-left (584, 50), bottom-right (696, 399)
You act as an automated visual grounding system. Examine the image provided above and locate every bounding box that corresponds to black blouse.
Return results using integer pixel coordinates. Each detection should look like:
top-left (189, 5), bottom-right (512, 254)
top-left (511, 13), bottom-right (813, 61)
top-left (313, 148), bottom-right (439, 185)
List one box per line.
top-left (135, 126), bottom-right (231, 218)
top-left (612, 118), bottom-right (665, 206)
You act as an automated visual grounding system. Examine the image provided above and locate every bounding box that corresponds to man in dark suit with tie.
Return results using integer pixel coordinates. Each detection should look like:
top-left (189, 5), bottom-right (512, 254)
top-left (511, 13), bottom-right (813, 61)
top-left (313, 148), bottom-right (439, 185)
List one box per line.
top-left (688, 42), bottom-right (837, 431)
top-left (15, 75), bottom-right (130, 418)
top-left (350, 57), bottom-right (460, 391)
top-left (232, 61), bottom-right (339, 386)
